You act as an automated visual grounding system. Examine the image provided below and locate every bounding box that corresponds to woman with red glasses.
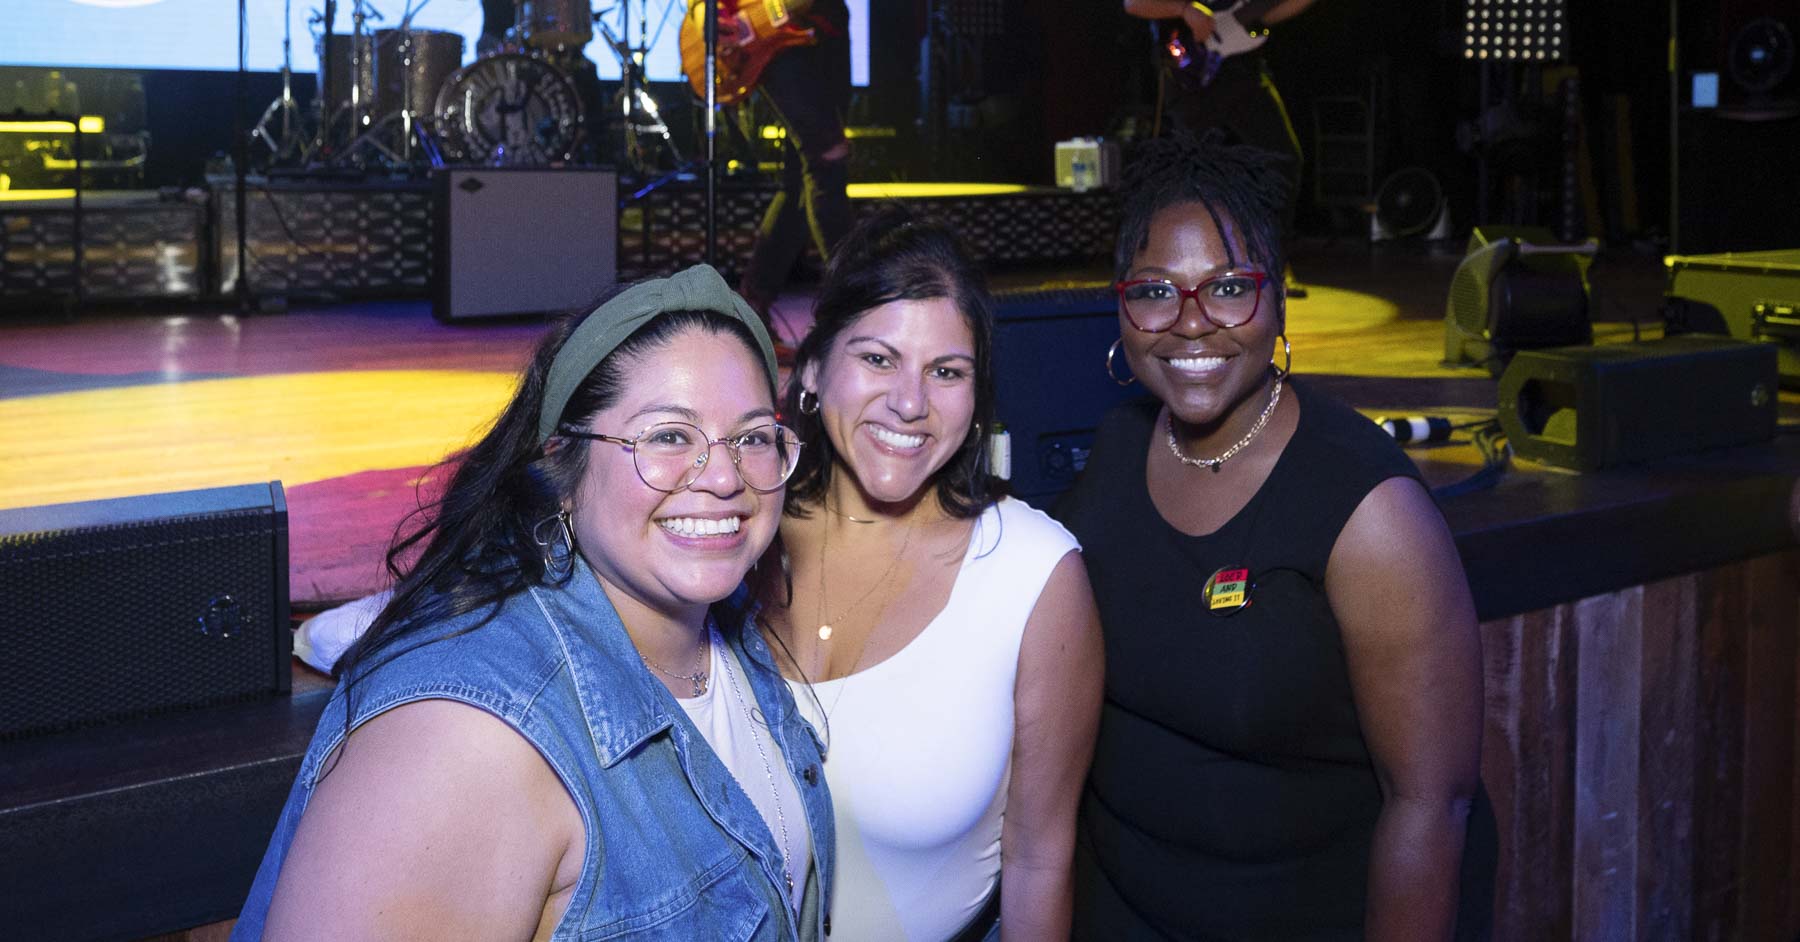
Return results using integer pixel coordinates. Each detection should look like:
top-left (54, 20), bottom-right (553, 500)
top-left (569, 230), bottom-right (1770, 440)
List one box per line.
top-left (1055, 131), bottom-right (1495, 940)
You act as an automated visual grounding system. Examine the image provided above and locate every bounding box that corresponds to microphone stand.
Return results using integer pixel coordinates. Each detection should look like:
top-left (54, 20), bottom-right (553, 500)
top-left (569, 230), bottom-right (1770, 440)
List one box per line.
top-left (236, 0), bottom-right (253, 312)
top-left (319, 0), bottom-right (337, 160)
top-left (704, 0), bottom-right (718, 266)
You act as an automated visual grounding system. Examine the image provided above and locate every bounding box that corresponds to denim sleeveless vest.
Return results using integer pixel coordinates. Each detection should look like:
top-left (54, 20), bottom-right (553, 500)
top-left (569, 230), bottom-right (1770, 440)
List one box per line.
top-left (232, 558), bottom-right (834, 940)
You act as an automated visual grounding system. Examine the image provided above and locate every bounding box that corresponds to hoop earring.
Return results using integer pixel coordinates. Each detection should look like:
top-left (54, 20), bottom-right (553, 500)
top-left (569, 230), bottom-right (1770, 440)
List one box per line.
top-left (533, 509), bottom-right (576, 580)
top-left (1106, 338), bottom-right (1137, 387)
top-left (798, 389), bottom-right (820, 415)
top-left (1272, 334), bottom-right (1292, 379)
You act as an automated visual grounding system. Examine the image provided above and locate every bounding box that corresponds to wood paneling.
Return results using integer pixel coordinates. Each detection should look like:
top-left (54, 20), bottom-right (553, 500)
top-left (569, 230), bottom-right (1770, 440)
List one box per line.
top-left (1482, 549), bottom-right (1800, 941)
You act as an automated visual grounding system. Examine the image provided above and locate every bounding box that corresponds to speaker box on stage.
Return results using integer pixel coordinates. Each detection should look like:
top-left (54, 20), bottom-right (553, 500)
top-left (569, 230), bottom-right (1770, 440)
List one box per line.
top-left (990, 284), bottom-right (1139, 505)
top-left (434, 167), bottom-right (618, 321)
top-left (1497, 336), bottom-right (1778, 472)
top-left (0, 483), bottom-right (291, 739)
top-left (1665, 248), bottom-right (1800, 386)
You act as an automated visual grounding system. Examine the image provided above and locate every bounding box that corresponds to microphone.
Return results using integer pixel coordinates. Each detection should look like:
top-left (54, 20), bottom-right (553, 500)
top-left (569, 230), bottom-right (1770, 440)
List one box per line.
top-left (1376, 415), bottom-right (1454, 444)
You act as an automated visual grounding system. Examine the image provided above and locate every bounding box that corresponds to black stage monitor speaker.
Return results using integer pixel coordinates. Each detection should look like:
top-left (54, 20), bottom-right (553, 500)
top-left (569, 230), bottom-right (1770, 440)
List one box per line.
top-left (434, 167), bottom-right (618, 321)
top-left (991, 284), bottom-right (1141, 506)
top-left (0, 482), bottom-right (291, 739)
top-left (1497, 336), bottom-right (1778, 472)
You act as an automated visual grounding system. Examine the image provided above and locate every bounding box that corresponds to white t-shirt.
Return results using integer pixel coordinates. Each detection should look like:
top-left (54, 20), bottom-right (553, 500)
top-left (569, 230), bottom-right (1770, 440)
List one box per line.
top-left (787, 498), bottom-right (1080, 941)
top-left (679, 626), bottom-right (814, 916)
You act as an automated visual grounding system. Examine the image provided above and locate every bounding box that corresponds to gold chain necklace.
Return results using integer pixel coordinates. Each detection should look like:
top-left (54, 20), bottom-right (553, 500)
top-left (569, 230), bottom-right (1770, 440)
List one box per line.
top-left (814, 511), bottom-right (915, 643)
top-left (1165, 377), bottom-right (1283, 473)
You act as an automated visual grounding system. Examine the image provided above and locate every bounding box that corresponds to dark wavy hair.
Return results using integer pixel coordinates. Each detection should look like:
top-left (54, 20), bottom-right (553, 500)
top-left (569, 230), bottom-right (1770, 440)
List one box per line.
top-left (780, 203), bottom-right (997, 520)
top-left (333, 300), bottom-right (767, 686)
top-left (1115, 129), bottom-right (1291, 311)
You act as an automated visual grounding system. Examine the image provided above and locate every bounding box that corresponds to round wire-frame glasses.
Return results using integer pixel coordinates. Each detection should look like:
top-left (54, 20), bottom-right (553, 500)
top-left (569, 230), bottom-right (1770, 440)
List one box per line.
top-left (560, 421), bottom-right (803, 493)
top-left (1114, 270), bottom-right (1271, 333)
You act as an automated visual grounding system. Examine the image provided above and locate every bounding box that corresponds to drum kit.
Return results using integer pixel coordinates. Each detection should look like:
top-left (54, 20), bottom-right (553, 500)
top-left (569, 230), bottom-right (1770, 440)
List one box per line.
top-left (253, 0), bottom-right (684, 172)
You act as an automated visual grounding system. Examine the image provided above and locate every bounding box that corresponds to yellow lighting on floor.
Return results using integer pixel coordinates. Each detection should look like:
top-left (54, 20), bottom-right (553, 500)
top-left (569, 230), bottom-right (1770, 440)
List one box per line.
top-left (0, 116), bottom-right (105, 134)
top-left (846, 182), bottom-right (1030, 199)
top-left (0, 189), bottom-right (78, 201)
top-left (0, 370), bottom-right (517, 511)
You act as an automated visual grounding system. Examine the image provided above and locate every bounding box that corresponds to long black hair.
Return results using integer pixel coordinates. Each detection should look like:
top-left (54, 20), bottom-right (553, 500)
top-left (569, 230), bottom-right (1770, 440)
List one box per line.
top-left (1116, 129), bottom-right (1291, 305)
top-left (333, 302), bottom-right (767, 684)
top-left (780, 203), bottom-right (997, 520)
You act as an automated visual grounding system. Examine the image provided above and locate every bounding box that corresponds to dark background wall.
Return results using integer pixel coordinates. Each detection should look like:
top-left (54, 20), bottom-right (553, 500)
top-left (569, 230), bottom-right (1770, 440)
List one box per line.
top-left (6, 1), bottom-right (1793, 252)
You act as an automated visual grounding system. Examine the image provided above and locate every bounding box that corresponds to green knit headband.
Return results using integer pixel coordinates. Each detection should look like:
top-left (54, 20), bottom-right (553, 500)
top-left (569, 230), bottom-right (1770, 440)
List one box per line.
top-left (536, 263), bottom-right (780, 444)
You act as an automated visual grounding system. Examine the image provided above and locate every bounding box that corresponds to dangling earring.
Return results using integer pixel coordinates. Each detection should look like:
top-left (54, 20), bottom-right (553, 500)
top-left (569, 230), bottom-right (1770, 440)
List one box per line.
top-left (1106, 338), bottom-right (1137, 387)
top-left (1271, 334), bottom-right (1292, 379)
top-left (964, 420), bottom-right (983, 448)
top-left (798, 389), bottom-right (820, 415)
top-left (533, 509), bottom-right (576, 580)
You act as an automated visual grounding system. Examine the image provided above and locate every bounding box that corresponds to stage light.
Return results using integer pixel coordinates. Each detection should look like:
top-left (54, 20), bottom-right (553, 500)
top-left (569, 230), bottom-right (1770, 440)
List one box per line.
top-left (1462, 0), bottom-right (1566, 63)
top-left (0, 116), bottom-right (106, 134)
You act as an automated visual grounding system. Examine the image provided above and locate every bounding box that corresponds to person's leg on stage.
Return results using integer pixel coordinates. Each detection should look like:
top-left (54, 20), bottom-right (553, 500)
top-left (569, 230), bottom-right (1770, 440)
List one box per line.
top-left (1166, 59), bottom-right (1309, 297)
top-left (738, 21), bottom-right (852, 337)
top-left (479, 0), bottom-right (512, 55)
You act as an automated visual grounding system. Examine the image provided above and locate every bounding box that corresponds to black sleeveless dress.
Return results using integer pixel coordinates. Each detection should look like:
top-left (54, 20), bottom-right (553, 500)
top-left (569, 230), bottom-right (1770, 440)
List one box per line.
top-left (1055, 378), bottom-right (1496, 941)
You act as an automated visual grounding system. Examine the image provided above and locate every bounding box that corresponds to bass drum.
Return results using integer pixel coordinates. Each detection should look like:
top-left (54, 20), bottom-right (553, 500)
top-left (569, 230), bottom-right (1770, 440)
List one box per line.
top-left (517, 0), bottom-right (594, 50)
top-left (434, 54), bottom-right (585, 165)
top-left (373, 28), bottom-right (466, 120)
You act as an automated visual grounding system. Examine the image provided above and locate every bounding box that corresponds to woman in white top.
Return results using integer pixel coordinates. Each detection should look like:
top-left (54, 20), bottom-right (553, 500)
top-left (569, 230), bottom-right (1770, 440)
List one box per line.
top-left (757, 205), bottom-right (1104, 940)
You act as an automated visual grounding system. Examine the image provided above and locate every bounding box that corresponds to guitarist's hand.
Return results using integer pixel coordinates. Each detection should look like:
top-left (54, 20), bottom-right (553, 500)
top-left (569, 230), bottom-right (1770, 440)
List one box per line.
top-left (1181, 3), bottom-right (1216, 44)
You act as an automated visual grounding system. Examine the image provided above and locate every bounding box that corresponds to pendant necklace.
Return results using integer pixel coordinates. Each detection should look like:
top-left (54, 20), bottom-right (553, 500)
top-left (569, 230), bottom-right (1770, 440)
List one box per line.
top-left (640, 629), bottom-right (710, 696)
top-left (814, 510), bottom-right (914, 643)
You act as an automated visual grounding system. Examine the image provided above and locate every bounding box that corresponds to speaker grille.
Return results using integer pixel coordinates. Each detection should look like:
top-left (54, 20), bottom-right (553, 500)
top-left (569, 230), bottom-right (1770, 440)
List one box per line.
top-left (0, 509), bottom-right (285, 738)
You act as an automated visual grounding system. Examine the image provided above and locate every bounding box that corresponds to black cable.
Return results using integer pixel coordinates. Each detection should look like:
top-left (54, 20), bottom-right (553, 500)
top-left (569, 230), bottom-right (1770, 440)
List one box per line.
top-left (1430, 420), bottom-right (1512, 500)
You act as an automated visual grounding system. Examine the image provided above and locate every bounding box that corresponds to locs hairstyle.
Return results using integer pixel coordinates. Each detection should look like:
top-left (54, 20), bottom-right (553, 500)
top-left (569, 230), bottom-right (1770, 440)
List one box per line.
top-left (782, 203), bottom-right (997, 520)
top-left (1115, 130), bottom-right (1293, 302)
top-left (334, 300), bottom-right (764, 684)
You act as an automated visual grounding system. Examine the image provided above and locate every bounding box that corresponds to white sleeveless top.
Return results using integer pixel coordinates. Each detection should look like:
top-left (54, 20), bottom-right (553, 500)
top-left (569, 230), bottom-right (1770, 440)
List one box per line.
top-left (679, 627), bottom-right (815, 915)
top-left (786, 497), bottom-right (1081, 941)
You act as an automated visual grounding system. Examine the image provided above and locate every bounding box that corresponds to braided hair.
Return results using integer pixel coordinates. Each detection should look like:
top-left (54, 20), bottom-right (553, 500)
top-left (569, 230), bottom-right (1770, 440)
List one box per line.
top-left (1115, 130), bottom-right (1292, 305)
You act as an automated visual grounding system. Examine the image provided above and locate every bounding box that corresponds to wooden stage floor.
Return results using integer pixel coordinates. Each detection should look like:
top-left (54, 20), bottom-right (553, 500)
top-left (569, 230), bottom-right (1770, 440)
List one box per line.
top-left (0, 241), bottom-right (1786, 607)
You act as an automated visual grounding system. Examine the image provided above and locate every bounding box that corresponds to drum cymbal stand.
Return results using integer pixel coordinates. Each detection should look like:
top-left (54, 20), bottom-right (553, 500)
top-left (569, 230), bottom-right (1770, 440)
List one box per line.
top-left (253, 0), bottom-right (310, 166)
top-left (343, 0), bottom-right (440, 169)
top-left (320, 0), bottom-right (384, 168)
top-left (596, 6), bottom-right (683, 174)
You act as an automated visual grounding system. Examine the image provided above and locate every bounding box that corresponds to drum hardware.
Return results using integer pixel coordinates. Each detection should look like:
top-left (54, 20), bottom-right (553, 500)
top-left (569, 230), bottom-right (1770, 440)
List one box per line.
top-left (344, 3), bottom-right (464, 168)
top-left (252, 0), bottom-right (312, 166)
top-left (596, 11), bottom-right (683, 174)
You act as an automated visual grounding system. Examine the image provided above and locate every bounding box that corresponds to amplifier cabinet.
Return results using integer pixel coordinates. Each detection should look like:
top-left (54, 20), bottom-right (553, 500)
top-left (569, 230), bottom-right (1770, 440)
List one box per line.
top-left (0, 482), bottom-right (291, 739)
top-left (434, 166), bottom-right (618, 320)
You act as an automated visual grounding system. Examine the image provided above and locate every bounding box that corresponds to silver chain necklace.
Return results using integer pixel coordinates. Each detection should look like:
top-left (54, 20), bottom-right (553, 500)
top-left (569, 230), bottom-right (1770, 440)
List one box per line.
top-left (718, 627), bottom-right (798, 905)
top-left (1165, 377), bottom-right (1284, 473)
top-left (640, 631), bottom-right (709, 697)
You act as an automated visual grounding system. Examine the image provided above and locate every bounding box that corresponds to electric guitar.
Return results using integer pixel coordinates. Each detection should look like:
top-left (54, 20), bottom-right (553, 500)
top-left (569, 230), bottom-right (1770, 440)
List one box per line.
top-left (1156, 0), bottom-right (1283, 87)
top-left (678, 0), bottom-right (818, 106)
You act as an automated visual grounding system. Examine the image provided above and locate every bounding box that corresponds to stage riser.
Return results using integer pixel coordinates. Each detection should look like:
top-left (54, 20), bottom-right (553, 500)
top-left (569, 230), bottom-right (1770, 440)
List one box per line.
top-left (0, 181), bottom-right (1118, 305)
top-left (0, 203), bottom-right (206, 306)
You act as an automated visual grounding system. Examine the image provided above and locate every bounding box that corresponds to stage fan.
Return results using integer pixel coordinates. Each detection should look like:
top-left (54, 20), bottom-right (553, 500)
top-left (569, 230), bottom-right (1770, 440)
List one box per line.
top-left (1730, 17), bottom-right (1795, 96)
top-left (1370, 167), bottom-right (1450, 241)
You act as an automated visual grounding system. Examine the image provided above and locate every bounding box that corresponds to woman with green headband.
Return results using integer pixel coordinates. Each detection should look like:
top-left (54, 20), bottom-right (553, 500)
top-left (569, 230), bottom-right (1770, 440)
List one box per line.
top-left (233, 265), bottom-right (835, 941)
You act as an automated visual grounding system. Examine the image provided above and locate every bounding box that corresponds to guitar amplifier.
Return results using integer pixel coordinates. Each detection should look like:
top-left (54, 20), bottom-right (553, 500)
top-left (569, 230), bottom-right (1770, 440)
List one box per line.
top-left (1665, 248), bottom-right (1800, 387)
top-left (0, 483), bottom-right (291, 739)
top-left (434, 167), bottom-right (618, 321)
